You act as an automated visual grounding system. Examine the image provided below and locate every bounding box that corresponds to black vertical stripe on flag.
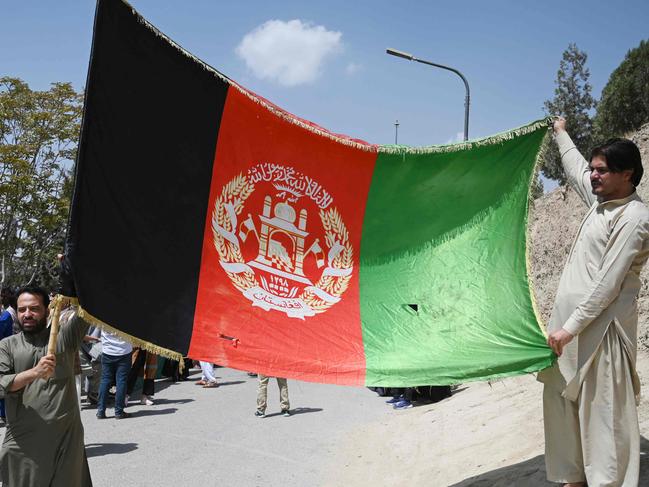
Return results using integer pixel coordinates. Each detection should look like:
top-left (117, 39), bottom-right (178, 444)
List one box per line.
top-left (67, 0), bottom-right (229, 354)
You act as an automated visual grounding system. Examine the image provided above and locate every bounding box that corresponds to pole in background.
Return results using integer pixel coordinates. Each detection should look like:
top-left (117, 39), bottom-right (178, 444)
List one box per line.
top-left (386, 48), bottom-right (470, 142)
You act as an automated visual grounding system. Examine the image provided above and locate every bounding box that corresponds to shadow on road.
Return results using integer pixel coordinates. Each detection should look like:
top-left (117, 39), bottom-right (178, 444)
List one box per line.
top-left (212, 380), bottom-right (246, 387)
top-left (448, 454), bottom-right (550, 486)
top-left (150, 379), bottom-right (189, 395)
top-left (85, 442), bottom-right (138, 458)
top-left (448, 436), bottom-right (649, 486)
top-left (126, 407), bottom-right (178, 417)
top-left (265, 407), bottom-right (323, 418)
top-left (141, 398), bottom-right (193, 405)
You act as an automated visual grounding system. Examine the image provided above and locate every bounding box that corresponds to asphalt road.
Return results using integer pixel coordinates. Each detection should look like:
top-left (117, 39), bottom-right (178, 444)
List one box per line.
top-left (77, 366), bottom-right (390, 486)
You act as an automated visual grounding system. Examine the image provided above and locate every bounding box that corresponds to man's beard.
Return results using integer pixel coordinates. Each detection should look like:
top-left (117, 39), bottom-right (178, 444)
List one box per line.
top-left (19, 318), bottom-right (47, 335)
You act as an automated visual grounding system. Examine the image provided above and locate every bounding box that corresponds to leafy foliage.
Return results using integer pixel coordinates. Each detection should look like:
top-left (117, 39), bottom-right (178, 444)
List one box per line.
top-left (593, 39), bottom-right (649, 141)
top-left (529, 168), bottom-right (544, 200)
top-left (542, 44), bottom-right (596, 185)
top-left (0, 77), bottom-right (82, 289)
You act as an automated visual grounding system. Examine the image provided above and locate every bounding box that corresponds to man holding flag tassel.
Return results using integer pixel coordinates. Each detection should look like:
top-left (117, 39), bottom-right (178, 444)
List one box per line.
top-left (0, 258), bottom-right (93, 486)
top-left (540, 117), bottom-right (648, 487)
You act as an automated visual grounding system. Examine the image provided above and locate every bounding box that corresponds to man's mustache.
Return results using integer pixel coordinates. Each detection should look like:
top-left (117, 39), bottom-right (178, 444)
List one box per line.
top-left (19, 318), bottom-right (46, 333)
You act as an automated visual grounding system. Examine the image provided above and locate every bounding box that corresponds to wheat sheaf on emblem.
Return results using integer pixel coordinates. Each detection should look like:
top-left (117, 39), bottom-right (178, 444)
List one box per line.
top-left (212, 173), bottom-right (257, 292)
top-left (302, 207), bottom-right (353, 313)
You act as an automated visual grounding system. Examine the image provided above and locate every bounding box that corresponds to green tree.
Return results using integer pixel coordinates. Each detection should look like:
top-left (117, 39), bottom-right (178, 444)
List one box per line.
top-left (530, 168), bottom-right (544, 200)
top-left (542, 43), bottom-right (596, 185)
top-left (0, 77), bottom-right (83, 289)
top-left (593, 39), bottom-right (649, 140)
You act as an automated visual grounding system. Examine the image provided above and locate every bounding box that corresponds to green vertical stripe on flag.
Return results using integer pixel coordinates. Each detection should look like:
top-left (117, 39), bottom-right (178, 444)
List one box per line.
top-left (359, 124), bottom-right (554, 386)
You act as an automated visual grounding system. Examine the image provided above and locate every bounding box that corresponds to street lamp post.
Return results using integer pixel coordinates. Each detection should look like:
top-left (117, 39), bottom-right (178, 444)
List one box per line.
top-left (386, 48), bottom-right (470, 142)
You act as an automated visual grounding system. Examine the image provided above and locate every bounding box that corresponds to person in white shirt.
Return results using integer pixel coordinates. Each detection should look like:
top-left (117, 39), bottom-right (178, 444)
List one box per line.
top-left (93, 329), bottom-right (133, 419)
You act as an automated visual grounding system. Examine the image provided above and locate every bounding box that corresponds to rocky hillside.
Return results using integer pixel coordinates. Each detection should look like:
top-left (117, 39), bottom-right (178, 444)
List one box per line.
top-left (530, 122), bottom-right (649, 350)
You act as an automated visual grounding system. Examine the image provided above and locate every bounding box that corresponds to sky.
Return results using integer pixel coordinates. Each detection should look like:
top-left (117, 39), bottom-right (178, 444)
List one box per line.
top-left (2, 0), bottom-right (648, 152)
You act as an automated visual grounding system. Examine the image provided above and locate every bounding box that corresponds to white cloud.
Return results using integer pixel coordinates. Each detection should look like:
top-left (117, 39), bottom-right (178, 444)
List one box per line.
top-left (345, 62), bottom-right (362, 75)
top-left (236, 19), bottom-right (342, 87)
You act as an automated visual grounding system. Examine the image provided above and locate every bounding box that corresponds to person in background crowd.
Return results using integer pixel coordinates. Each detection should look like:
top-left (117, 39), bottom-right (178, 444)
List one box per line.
top-left (255, 374), bottom-right (290, 418)
top-left (161, 357), bottom-right (191, 382)
top-left (126, 348), bottom-right (158, 405)
top-left (94, 328), bottom-right (132, 419)
top-left (0, 293), bottom-right (15, 425)
top-left (0, 288), bottom-right (19, 335)
top-left (385, 387), bottom-right (414, 409)
top-left (80, 326), bottom-right (102, 405)
top-left (385, 385), bottom-right (453, 410)
top-left (195, 361), bottom-right (219, 388)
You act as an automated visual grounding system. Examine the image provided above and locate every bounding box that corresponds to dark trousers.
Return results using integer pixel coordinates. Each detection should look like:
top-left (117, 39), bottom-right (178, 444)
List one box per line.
top-left (127, 349), bottom-right (154, 396)
top-left (388, 387), bottom-right (411, 400)
top-left (98, 352), bottom-right (132, 415)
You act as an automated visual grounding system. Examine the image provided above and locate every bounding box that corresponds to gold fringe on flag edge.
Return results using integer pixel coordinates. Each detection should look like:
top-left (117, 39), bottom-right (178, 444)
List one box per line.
top-left (378, 118), bottom-right (551, 155)
top-left (524, 121), bottom-right (552, 341)
top-left (125, 0), bottom-right (550, 155)
top-left (49, 295), bottom-right (185, 371)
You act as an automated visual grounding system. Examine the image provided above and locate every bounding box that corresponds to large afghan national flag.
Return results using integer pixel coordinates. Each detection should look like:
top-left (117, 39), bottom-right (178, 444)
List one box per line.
top-left (66, 0), bottom-right (554, 386)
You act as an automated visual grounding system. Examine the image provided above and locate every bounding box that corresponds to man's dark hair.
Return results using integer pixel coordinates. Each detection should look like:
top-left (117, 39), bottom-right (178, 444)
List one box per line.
top-left (16, 285), bottom-right (50, 309)
top-left (1, 287), bottom-right (17, 309)
top-left (590, 138), bottom-right (644, 186)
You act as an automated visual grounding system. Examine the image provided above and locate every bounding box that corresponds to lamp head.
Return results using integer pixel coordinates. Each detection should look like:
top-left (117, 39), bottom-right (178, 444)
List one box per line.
top-left (386, 48), bottom-right (414, 60)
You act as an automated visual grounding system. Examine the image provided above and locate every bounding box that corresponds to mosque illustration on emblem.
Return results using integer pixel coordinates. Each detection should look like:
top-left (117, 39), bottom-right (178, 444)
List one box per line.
top-left (239, 195), bottom-right (324, 298)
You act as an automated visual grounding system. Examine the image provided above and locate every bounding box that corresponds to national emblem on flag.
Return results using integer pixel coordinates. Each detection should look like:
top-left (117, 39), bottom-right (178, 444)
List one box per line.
top-left (212, 164), bottom-right (353, 320)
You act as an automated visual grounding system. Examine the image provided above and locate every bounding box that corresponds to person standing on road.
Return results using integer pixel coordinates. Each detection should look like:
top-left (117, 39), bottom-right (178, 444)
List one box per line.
top-left (255, 374), bottom-right (290, 417)
top-left (80, 326), bottom-right (102, 405)
top-left (538, 117), bottom-right (648, 487)
top-left (0, 288), bottom-right (19, 335)
top-left (95, 328), bottom-right (132, 419)
top-left (126, 348), bottom-right (158, 405)
top-left (0, 297), bottom-right (14, 425)
top-left (196, 361), bottom-right (219, 388)
top-left (0, 286), bottom-right (92, 486)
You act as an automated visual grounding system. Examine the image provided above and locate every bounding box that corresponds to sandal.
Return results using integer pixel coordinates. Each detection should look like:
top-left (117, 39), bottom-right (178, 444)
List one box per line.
top-left (203, 381), bottom-right (219, 388)
top-left (195, 380), bottom-right (207, 386)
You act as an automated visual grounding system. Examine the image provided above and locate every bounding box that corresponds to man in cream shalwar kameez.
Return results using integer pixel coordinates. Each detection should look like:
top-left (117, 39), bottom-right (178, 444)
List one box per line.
top-left (538, 118), bottom-right (649, 487)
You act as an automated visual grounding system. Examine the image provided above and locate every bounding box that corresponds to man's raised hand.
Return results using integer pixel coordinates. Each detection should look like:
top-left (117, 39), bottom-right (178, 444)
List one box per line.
top-left (553, 116), bottom-right (567, 134)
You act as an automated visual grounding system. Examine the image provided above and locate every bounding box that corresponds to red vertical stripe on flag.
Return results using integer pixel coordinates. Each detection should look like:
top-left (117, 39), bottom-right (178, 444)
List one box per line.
top-left (189, 88), bottom-right (377, 385)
